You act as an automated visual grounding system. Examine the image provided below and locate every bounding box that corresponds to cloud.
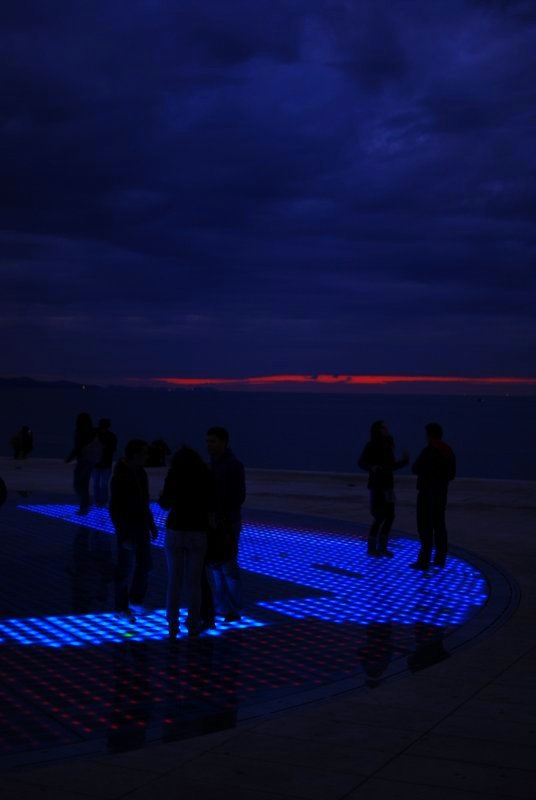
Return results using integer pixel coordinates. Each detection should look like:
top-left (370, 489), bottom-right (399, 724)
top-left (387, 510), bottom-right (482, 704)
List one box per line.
top-left (1, 1), bottom-right (535, 380)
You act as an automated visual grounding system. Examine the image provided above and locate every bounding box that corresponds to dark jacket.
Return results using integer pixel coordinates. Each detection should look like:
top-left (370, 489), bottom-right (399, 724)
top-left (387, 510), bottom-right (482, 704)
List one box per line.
top-left (210, 449), bottom-right (246, 526)
top-left (412, 440), bottom-right (456, 494)
top-left (109, 459), bottom-right (155, 542)
top-left (96, 430), bottom-right (118, 469)
top-left (358, 440), bottom-right (408, 491)
top-left (159, 464), bottom-right (215, 532)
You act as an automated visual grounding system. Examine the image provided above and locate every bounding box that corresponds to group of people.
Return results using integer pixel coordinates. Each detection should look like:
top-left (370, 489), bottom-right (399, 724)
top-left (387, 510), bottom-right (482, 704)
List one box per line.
top-left (65, 413), bottom-right (245, 638)
top-left (107, 427), bottom-right (245, 639)
top-left (358, 420), bottom-right (456, 570)
top-left (64, 411), bottom-right (455, 639)
top-left (66, 414), bottom-right (118, 512)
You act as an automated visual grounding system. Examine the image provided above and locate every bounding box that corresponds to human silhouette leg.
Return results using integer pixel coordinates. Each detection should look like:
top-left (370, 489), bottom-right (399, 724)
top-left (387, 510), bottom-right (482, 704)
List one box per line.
top-left (413, 491), bottom-right (433, 568)
top-left (368, 491), bottom-right (385, 555)
top-left (74, 461), bottom-right (92, 514)
top-left (184, 531), bottom-right (207, 634)
top-left (200, 566), bottom-right (215, 627)
top-left (115, 542), bottom-right (134, 612)
top-left (219, 557), bottom-right (242, 620)
top-left (378, 502), bottom-right (395, 556)
top-left (130, 536), bottom-right (152, 607)
top-left (432, 493), bottom-right (448, 566)
top-left (165, 530), bottom-right (185, 636)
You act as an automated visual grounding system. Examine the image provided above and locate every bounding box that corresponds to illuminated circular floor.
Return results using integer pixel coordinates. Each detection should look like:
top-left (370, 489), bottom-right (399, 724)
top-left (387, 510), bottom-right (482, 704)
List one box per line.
top-left (0, 499), bottom-right (513, 766)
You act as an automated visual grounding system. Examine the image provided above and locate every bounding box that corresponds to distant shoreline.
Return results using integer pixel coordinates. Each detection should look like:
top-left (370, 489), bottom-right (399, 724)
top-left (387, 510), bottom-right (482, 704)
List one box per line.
top-left (1, 377), bottom-right (535, 397)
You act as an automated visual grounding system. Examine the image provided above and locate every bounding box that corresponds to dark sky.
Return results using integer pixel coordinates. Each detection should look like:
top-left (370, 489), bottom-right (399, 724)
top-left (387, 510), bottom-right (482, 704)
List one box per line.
top-left (2, 0), bottom-right (535, 384)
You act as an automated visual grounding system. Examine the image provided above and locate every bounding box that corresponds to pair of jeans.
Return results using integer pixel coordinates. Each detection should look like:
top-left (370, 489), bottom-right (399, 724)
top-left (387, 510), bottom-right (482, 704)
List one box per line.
top-left (416, 491), bottom-right (448, 565)
top-left (207, 556), bottom-right (243, 617)
top-left (93, 467), bottom-right (112, 507)
top-left (164, 529), bottom-right (207, 630)
top-left (115, 534), bottom-right (153, 611)
top-left (368, 490), bottom-right (395, 552)
top-left (73, 460), bottom-right (93, 512)
top-left (206, 521), bottom-right (243, 617)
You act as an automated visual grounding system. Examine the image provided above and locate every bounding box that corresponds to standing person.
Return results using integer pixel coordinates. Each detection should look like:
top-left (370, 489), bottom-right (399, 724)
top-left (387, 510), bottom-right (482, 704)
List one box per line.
top-left (93, 418), bottom-right (118, 507)
top-left (66, 413), bottom-right (101, 515)
top-left (206, 426), bottom-right (246, 623)
top-left (11, 426), bottom-right (34, 459)
top-left (159, 446), bottom-right (215, 639)
top-left (109, 440), bottom-right (158, 621)
top-left (411, 422), bottom-right (456, 570)
top-left (358, 421), bottom-right (409, 557)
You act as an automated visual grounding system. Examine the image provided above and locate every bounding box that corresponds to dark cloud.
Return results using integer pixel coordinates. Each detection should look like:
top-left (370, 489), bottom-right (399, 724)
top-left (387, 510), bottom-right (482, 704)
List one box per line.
top-left (1, 0), bottom-right (535, 381)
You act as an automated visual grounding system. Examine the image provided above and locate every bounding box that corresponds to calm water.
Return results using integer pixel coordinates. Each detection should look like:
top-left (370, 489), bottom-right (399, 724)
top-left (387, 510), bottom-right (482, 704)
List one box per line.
top-left (0, 387), bottom-right (534, 480)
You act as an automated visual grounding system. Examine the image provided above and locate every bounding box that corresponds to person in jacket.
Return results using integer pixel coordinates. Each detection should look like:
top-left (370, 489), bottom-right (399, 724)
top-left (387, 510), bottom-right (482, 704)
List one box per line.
top-left (206, 426), bottom-right (246, 622)
top-left (110, 439), bottom-right (158, 621)
top-left (93, 418), bottom-right (118, 507)
top-left (159, 446), bottom-right (215, 639)
top-left (65, 412), bottom-right (101, 515)
top-left (411, 422), bottom-right (456, 569)
top-left (358, 420), bottom-right (409, 557)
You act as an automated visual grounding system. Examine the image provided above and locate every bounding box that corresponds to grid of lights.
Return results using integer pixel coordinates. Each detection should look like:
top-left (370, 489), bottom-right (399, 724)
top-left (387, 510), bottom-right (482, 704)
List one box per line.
top-left (13, 502), bottom-right (488, 648)
top-left (0, 609), bottom-right (264, 648)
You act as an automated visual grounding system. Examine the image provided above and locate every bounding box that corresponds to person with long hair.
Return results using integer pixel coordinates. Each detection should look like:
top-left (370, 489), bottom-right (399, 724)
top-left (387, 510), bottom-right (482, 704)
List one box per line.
top-left (65, 412), bottom-right (101, 515)
top-left (159, 445), bottom-right (215, 639)
top-left (358, 420), bottom-right (409, 557)
top-left (93, 418), bottom-right (118, 507)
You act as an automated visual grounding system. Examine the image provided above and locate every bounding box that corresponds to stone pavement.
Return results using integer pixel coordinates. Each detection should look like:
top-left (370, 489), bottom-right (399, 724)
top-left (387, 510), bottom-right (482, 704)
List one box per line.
top-left (0, 459), bottom-right (535, 799)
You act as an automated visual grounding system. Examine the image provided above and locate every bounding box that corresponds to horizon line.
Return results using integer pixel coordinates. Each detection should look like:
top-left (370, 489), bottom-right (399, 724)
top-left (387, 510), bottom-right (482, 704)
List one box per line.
top-left (154, 374), bottom-right (536, 387)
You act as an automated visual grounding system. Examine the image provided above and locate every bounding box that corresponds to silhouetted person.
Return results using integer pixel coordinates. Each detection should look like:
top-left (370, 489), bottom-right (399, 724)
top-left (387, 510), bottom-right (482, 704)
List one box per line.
top-left (109, 439), bottom-right (158, 621)
top-left (146, 439), bottom-right (172, 467)
top-left (206, 426), bottom-right (246, 622)
top-left (93, 418), bottom-right (118, 507)
top-left (411, 422), bottom-right (456, 570)
top-left (66, 412), bottom-right (102, 515)
top-left (159, 446), bottom-right (215, 639)
top-left (11, 426), bottom-right (33, 459)
top-left (0, 476), bottom-right (6, 508)
top-left (358, 421), bottom-right (409, 557)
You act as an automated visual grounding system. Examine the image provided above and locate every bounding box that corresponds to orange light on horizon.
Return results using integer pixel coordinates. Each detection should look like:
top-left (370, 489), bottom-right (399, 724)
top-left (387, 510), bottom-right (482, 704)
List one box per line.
top-left (154, 373), bottom-right (536, 388)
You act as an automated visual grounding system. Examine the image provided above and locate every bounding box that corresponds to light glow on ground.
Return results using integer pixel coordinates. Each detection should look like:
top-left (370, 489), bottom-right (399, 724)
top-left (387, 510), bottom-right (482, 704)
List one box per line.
top-left (9, 503), bottom-right (489, 649)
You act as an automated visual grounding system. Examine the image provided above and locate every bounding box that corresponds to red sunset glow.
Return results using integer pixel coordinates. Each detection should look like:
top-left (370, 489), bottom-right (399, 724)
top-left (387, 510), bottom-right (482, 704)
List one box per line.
top-left (154, 374), bottom-right (536, 389)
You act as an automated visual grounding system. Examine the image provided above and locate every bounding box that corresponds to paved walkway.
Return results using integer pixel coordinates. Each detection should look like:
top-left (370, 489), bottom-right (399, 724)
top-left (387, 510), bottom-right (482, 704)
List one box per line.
top-left (1, 459), bottom-right (535, 799)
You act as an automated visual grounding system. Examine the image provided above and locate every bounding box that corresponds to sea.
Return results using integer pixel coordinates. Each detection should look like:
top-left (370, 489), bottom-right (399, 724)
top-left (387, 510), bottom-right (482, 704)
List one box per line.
top-left (0, 387), bottom-right (534, 480)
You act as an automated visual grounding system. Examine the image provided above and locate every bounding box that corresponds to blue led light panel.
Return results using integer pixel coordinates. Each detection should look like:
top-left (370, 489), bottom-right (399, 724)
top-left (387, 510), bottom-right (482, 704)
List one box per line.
top-left (17, 503), bottom-right (488, 637)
